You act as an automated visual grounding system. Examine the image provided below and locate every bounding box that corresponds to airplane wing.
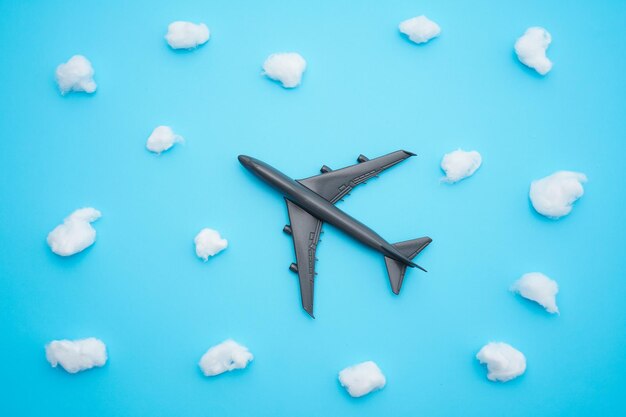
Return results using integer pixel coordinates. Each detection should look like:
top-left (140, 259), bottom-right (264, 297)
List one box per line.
top-left (296, 150), bottom-right (415, 204)
top-left (284, 199), bottom-right (323, 317)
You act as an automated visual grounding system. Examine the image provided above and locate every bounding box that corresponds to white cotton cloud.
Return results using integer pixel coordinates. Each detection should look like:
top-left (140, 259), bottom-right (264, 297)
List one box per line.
top-left (263, 53), bottom-right (307, 88)
top-left (146, 126), bottom-right (183, 154)
top-left (399, 15), bottom-right (441, 44)
top-left (476, 342), bottom-right (526, 382)
top-left (529, 171), bottom-right (587, 219)
top-left (441, 149), bottom-right (482, 183)
top-left (511, 272), bottom-right (559, 314)
top-left (515, 27), bottom-right (553, 75)
top-left (194, 228), bottom-right (228, 261)
top-left (338, 361), bottom-right (386, 398)
top-left (199, 339), bottom-right (253, 377)
top-left (165, 21), bottom-right (210, 49)
top-left (55, 55), bottom-right (97, 95)
top-left (47, 208), bottom-right (101, 256)
top-left (45, 338), bottom-right (107, 374)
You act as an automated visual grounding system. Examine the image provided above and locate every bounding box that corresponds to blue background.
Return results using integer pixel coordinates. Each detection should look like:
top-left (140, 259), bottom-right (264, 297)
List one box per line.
top-left (1, 0), bottom-right (625, 416)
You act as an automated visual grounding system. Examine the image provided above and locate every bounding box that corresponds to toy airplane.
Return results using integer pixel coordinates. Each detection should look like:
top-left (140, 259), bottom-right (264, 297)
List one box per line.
top-left (238, 150), bottom-right (431, 317)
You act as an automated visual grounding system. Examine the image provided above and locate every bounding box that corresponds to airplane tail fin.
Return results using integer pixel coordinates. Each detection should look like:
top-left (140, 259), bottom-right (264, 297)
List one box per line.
top-left (385, 237), bottom-right (432, 294)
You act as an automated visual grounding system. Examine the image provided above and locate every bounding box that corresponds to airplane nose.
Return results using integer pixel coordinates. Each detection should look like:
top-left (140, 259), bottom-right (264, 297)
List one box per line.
top-left (238, 155), bottom-right (251, 166)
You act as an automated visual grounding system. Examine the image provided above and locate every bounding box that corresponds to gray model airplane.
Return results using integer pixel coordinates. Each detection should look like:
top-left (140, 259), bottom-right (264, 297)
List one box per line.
top-left (238, 150), bottom-right (431, 317)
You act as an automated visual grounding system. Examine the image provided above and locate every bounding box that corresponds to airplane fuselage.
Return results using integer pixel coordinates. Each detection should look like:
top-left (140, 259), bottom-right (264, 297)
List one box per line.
top-left (238, 155), bottom-right (415, 267)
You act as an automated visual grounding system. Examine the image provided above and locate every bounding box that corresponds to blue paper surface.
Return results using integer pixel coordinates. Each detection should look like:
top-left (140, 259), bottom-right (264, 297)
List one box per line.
top-left (1, 1), bottom-right (625, 416)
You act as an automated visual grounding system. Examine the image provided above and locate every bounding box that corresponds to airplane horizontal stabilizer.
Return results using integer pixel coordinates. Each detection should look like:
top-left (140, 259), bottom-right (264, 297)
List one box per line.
top-left (385, 237), bottom-right (432, 294)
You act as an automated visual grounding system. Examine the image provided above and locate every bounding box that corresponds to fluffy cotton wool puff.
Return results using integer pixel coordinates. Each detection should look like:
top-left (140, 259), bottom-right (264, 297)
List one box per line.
top-left (199, 339), bottom-right (253, 377)
top-left (338, 361), bottom-right (386, 398)
top-left (511, 272), bottom-right (559, 314)
top-left (515, 27), bottom-right (553, 75)
top-left (146, 126), bottom-right (183, 154)
top-left (165, 21), bottom-right (210, 49)
top-left (399, 15), bottom-right (441, 44)
top-left (263, 53), bottom-right (307, 88)
top-left (441, 149), bottom-right (482, 183)
top-left (476, 342), bottom-right (526, 382)
top-left (45, 338), bottom-right (107, 374)
top-left (55, 55), bottom-right (97, 94)
top-left (194, 228), bottom-right (228, 261)
top-left (529, 171), bottom-right (587, 218)
top-left (47, 208), bottom-right (101, 256)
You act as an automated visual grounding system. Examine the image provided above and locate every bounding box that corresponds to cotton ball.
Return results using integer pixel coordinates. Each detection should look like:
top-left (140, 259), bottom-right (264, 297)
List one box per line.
top-left (338, 361), bottom-right (386, 398)
top-left (55, 55), bottom-right (97, 95)
top-left (529, 171), bottom-right (587, 218)
top-left (399, 15), bottom-right (441, 44)
top-left (199, 339), bottom-right (253, 377)
top-left (441, 149), bottom-right (482, 183)
top-left (511, 272), bottom-right (559, 314)
top-left (263, 53), bottom-right (307, 88)
top-left (515, 27), bottom-right (553, 75)
top-left (45, 338), bottom-right (107, 374)
top-left (194, 228), bottom-right (228, 261)
top-left (476, 342), bottom-right (526, 382)
top-left (146, 126), bottom-right (183, 154)
top-left (47, 208), bottom-right (101, 256)
top-left (165, 21), bottom-right (210, 49)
